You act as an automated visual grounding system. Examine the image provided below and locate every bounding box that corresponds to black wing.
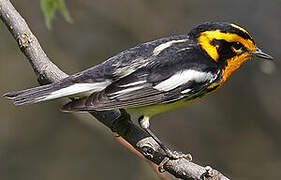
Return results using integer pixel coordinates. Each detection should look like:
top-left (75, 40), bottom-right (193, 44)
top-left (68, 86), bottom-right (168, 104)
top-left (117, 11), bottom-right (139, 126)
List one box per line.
top-left (62, 45), bottom-right (220, 111)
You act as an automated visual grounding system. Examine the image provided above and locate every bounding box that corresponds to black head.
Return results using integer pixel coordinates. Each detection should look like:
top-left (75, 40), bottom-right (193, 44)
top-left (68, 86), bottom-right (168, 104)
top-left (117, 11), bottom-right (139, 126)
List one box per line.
top-left (188, 22), bottom-right (254, 41)
top-left (187, 22), bottom-right (272, 66)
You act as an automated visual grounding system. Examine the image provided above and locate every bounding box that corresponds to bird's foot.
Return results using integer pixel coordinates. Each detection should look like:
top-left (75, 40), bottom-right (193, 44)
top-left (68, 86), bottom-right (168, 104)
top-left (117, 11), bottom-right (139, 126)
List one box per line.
top-left (158, 149), bottom-right (192, 173)
top-left (165, 149), bottom-right (192, 160)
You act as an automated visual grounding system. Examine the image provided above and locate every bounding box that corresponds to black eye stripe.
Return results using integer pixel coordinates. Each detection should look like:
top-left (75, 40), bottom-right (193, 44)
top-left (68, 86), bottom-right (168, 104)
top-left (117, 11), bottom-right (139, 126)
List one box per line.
top-left (208, 39), bottom-right (246, 65)
top-left (232, 42), bottom-right (243, 50)
top-left (211, 40), bottom-right (246, 51)
top-left (210, 39), bottom-right (223, 46)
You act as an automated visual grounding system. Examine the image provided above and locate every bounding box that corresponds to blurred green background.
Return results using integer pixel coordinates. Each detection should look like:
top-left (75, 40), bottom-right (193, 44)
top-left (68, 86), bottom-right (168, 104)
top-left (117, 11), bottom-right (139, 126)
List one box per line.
top-left (1, 0), bottom-right (280, 179)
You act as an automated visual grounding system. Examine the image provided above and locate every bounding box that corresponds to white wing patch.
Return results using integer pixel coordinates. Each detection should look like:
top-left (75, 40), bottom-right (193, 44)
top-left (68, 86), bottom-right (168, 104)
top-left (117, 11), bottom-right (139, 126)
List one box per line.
top-left (154, 70), bottom-right (215, 92)
top-left (176, 47), bottom-right (192, 53)
top-left (109, 86), bottom-right (144, 98)
top-left (113, 57), bottom-right (150, 78)
top-left (44, 81), bottom-right (111, 100)
top-left (118, 80), bottom-right (147, 88)
top-left (153, 39), bottom-right (188, 56)
top-left (181, 89), bottom-right (191, 94)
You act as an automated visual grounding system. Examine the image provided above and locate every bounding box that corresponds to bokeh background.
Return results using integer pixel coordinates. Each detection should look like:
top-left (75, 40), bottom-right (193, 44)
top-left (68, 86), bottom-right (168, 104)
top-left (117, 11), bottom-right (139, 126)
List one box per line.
top-left (1, 0), bottom-right (280, 179)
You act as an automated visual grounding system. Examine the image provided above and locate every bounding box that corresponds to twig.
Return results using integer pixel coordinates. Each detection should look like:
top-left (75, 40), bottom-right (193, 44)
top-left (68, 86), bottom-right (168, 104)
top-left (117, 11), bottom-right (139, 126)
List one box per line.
top-left (115, 134), bottom-right (169, 180)
top-left (0, 0), bottom-right (230, 179)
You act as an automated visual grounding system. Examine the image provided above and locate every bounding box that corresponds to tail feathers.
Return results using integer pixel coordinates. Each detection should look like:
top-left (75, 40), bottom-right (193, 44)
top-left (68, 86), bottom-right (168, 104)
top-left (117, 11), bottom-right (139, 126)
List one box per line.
top-left (3, 84), bottom-right (56, 106)
top-left (3, 81), bottom-right (111, 106)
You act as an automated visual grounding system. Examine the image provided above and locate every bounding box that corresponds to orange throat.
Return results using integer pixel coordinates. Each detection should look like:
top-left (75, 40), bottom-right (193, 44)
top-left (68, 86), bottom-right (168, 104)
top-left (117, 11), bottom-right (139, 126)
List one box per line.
top-left (221, 53), bottom-right (252, 84)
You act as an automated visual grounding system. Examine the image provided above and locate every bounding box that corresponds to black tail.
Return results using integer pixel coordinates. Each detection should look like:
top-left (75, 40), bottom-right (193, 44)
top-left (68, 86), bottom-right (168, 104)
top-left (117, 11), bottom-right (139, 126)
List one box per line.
top-left (3, 83), bottom-right (57, 106)
top-left (3, 78), bottom-right (109, 106)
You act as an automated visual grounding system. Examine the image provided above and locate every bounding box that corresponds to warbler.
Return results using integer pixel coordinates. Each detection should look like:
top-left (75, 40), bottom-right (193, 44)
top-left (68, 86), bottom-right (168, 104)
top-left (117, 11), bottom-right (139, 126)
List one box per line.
top-left (3, 22), bottom-right (273, 159)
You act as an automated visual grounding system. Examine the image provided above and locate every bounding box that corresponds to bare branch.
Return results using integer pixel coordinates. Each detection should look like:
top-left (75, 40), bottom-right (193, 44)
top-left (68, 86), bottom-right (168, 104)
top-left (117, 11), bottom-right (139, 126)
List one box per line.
top-left (0, 0), bottom-right (230, 179)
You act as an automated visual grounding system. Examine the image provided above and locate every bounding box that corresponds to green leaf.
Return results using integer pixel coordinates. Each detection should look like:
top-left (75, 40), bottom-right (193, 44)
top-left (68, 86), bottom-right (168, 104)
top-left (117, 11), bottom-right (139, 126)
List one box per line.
top-left (56, 0), bottom-right (73, 24)
top-left (40, 0), bottom-right (73, 29)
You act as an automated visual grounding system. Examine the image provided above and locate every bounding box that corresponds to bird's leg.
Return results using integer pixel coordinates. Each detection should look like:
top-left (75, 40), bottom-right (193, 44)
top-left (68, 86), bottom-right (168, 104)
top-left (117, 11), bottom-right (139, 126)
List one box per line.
top-left (138, 116), bottom-right (192, 171)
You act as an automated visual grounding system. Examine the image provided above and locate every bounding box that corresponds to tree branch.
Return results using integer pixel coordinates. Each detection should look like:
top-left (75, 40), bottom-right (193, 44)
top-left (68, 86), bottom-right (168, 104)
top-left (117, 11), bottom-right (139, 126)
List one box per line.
top-left (0, 0), bottom-right (230, 179)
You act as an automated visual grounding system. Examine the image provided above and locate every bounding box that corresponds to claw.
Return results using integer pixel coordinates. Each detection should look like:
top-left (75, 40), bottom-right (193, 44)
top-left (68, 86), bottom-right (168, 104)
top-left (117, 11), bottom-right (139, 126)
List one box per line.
top-left (158, 152), bottom-right (192, 173)
top-left (204, 165), bottom-right (214, 177)
top-left (165, 149), bottom-right (192, 161)
top-left (186, 153), bottom-right (193, 161)
top-left (158, 157), bottom-right (169, 173)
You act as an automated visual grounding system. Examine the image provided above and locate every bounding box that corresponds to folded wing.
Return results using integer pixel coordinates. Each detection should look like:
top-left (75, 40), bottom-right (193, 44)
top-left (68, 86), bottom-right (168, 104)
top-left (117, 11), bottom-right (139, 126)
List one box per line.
top-left (62, 65), bottom-right (220, 112)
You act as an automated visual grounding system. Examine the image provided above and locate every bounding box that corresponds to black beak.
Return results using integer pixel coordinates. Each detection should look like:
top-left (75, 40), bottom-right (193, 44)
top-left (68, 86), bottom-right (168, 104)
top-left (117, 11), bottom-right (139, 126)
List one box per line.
top-left (250, 48), bottom-right (273, 60)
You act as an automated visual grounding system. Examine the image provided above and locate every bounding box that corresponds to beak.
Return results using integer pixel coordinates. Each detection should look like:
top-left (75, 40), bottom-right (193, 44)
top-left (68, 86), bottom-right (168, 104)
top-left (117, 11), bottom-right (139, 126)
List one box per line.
top-left (250, 48), bottom-right (274, 60)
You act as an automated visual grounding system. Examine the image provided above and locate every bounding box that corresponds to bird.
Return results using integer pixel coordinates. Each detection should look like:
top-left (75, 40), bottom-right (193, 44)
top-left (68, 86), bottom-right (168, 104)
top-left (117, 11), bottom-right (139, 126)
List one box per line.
top-left (3, 22), bottom-right (273, 160)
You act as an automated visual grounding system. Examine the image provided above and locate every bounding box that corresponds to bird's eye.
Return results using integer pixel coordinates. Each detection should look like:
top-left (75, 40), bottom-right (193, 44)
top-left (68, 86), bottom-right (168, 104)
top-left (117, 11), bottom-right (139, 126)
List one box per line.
top-left (233, 42), bottom-right (243, 51)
